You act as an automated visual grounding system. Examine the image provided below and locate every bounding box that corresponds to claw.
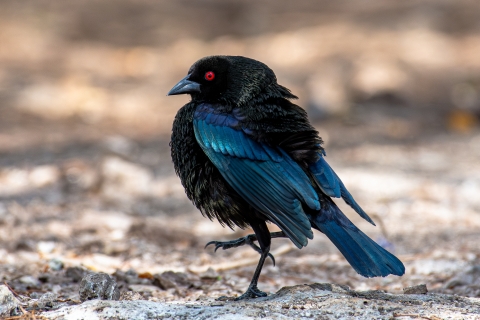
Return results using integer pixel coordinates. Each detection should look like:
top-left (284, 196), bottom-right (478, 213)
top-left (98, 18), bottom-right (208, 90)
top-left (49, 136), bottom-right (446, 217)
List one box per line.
top-left (268, 253), bottom-right (276, 266)
top-left (204, 237), bottom-right (275, 266)
top-left (205, 241), bottom-right (216, 249)
top-left (205, 241), bottom-right (225, 253)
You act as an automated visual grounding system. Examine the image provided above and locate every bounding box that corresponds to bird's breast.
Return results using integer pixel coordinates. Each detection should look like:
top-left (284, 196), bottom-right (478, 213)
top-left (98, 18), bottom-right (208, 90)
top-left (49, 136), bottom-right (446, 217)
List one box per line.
top-left (170, 103), bottom-right (257, 228)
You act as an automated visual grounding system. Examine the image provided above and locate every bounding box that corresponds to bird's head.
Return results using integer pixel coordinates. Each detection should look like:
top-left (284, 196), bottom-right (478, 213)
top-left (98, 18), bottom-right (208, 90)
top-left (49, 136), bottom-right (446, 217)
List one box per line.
top-left (168, 55), bottom-right (294, 106)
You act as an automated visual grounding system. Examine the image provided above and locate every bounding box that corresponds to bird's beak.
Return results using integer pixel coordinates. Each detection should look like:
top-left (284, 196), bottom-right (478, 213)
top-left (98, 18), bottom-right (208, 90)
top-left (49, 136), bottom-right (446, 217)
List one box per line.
top-left (167, 75), bottom-right (201, 96)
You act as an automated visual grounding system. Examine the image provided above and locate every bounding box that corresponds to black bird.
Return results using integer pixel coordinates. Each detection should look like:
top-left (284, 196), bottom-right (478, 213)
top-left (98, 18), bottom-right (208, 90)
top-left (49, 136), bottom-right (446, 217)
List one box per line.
top-left (168, 56), bottom-right (405, 300)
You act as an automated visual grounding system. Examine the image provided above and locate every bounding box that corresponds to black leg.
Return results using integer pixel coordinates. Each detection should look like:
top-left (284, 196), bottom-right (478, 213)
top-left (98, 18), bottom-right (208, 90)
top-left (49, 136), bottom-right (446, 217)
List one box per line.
top-left (234, 247), bottom-right (270, 300)
top-left (234, 221), bottom-right (272, 300)
top-left (205, 231), bottom-right (285, 265)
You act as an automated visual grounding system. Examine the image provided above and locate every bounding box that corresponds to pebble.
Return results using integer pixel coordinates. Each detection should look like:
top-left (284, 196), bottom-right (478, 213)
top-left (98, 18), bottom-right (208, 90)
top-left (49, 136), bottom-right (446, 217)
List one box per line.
top-left (403, 284), bottom-right (428, 295)
top-left (19, 275), bottom-right (41, 288)
top-left (0, 285), bottom-right (21, 317)
top-left (120, 291), bottom-right (145, 301)
top-left (79, 272), bottom-right (120, 302)
top-left (49, 258), bottom-right (64, 271)
top-left (36, 292), bottom-right (58, 309)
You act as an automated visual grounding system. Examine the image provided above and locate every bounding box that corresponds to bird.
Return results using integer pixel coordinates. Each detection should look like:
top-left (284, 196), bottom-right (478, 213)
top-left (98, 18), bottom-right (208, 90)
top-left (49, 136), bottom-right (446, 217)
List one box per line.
top-left (168, 55), bottom-right (405, 300)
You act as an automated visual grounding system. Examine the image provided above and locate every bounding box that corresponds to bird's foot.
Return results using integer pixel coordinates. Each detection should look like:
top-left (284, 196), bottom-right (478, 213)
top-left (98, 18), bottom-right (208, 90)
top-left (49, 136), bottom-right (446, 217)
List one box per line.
top-left (234, 285), bottom-right (267, 300)
top-left (205, 236), bottom-right (250, 251)
top-left (205, 235), bottom-right (275, 265)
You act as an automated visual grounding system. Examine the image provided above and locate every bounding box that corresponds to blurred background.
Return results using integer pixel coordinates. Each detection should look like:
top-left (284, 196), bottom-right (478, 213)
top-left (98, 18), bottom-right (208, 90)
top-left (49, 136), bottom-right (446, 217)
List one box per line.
top-left (1, 0), bottom-right (480, 303)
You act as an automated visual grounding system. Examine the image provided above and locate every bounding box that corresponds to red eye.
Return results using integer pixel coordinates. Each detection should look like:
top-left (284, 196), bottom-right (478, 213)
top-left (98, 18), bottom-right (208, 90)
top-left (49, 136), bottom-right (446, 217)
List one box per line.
top-left (205, 71), bottom-right (215, 81)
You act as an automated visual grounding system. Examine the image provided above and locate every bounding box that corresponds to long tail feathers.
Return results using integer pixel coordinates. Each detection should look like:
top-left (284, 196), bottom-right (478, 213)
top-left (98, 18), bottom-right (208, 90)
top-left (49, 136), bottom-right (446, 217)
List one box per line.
top-left (312, 201), bottom-right (405, 277)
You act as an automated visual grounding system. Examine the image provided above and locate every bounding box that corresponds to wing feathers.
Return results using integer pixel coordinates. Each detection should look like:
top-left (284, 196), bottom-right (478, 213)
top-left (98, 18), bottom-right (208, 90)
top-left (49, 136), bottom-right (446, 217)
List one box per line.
top-left (193, 112), bottom-right (316, 247)
top-left (310, 154), bottom-right (375, 226)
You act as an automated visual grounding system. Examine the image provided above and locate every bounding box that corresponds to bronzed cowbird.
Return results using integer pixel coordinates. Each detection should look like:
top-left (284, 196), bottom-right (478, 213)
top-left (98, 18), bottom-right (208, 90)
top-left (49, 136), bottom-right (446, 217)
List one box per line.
top-left (168, 56), bottom-right (405, 300)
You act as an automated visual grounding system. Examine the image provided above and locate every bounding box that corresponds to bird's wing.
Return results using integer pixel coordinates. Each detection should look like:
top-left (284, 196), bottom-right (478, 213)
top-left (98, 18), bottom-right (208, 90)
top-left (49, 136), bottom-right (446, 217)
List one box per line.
top-left (309, 154), bottom-right (375, 225)
top-left (193, 106), bottom-right (319, 248)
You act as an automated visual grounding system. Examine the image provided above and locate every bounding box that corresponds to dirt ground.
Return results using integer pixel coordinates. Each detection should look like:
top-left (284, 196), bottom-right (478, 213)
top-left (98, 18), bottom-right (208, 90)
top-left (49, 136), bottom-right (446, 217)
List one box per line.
top-left (1, 1), bottom-right (480, 318)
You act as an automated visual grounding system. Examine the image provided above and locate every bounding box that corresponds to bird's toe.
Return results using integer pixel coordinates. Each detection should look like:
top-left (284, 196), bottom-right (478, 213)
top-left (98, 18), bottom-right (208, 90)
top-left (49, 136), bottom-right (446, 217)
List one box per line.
top-left (234, 285), bottom-right (268, 300)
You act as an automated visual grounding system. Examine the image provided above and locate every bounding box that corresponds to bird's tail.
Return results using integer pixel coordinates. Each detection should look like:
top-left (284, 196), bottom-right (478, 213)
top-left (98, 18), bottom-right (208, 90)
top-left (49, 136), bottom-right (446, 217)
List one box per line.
top-left (311, 198), bottom-right (405, 277)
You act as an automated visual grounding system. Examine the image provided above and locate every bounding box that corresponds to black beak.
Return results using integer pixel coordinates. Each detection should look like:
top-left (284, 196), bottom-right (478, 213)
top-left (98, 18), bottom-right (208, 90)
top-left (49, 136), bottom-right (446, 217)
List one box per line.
top-left (167, 75), bottom-right (201, 96)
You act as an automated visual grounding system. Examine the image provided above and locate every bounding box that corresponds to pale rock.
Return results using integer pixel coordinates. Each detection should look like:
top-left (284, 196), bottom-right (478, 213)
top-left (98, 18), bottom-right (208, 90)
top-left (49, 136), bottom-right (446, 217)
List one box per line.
top-left (29, 165), bottom-right (60, 187)
top-left (0, 285), bottom-right (21, 317)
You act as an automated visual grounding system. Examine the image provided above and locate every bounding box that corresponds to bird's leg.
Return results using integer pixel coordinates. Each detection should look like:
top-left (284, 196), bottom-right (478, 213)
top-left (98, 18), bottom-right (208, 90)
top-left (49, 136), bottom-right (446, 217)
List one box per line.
top-left (235, 246), bottom-right (270, 300)
top-left (205, 231), bottom-right (285, 265)
top-left (234, 221), bottom-right (272, 300)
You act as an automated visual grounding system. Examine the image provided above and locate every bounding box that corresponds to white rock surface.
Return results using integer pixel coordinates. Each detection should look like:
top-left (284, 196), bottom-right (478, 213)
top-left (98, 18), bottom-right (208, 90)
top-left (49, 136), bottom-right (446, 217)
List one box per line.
top-left (42, 284), bottom-right (480, 320)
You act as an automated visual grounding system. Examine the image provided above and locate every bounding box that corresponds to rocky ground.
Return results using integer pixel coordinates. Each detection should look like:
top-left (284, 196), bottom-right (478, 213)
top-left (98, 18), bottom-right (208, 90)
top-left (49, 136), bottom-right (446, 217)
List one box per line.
top-left (1, 0), bottom-right (480, 319)
top-left (4, 283), bottom-right (479, 320)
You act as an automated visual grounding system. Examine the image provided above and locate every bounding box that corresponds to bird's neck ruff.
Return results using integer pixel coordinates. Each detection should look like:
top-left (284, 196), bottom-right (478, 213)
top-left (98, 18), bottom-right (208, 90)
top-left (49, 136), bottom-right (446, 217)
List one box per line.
top-left (200, 82), bottom-right (297, 108)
